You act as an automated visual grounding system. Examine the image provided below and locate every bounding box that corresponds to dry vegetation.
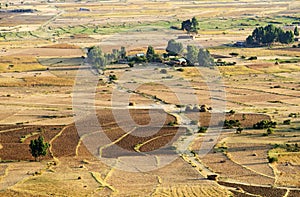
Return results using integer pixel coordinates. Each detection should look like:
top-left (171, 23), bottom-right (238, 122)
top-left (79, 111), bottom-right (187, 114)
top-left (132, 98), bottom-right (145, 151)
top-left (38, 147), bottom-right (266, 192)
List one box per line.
top-left (0, 0), bottom-right (299, 196)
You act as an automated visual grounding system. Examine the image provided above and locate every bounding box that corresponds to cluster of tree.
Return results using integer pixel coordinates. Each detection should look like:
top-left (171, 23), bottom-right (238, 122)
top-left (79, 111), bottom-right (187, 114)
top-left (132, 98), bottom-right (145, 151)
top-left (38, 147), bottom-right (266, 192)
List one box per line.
top-left (222, 119), bottom-right (240, 129)
top-left (87, 46), bottom-right (126, 69)
top-left (166, 39), bottom-right (214, 67)
top-left (253, 120), bottom-right (277, 129)
top-left (87, 39), bottom-right (215, 68)
top-left (127, 45), bottom-right (163, 66)
top-left (185, 44), bottom-right (214, 66)
top-left (246, 24), bottom-right (295, 46)
top-left (181, 17), bottom-right (199, 34)
top-left (145, 46), bottom-right (162, 62)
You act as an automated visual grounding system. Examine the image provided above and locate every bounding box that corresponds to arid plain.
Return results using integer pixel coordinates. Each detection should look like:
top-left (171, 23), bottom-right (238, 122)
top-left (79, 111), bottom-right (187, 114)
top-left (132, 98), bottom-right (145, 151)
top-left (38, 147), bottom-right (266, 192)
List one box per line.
top-left (0, 0), bottom-right (300, 196)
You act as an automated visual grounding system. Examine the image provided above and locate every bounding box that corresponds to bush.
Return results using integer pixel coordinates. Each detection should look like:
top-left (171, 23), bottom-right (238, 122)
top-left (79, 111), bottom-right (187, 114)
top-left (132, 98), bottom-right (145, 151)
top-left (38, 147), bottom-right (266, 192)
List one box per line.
top-left (198, 126), bottom-right (208, 133)
top-left (223, 120), bottom-right (240, 129)
top-left (168, 121), bottom-right (176, 126)
top-left (267, 128), bottom-right (274, 134)
top-left (190, 120), bottom-right (198, 125)
top-left (109, 74), bottom-right (117, 81)
top-left (268, 156), bottom-right (278, 163)
top-left (160, 69), bottom-right (167, 74)
top-left (248, 56), bottom-right (257, 60)
top-left (283, 119), bottom-right (291, 125)
top-left (228, 110), bottom-right (235, 115)
top-left (288, 113), bottom-right (298, 118)
top-left (253, 120), bottom-right (277, 129)
top-left (128, 62), bottom-right (134, 67)
top-left (229, 52), bottom-right (239, 57)
top-left (236, 127), bottom-right (243, 134)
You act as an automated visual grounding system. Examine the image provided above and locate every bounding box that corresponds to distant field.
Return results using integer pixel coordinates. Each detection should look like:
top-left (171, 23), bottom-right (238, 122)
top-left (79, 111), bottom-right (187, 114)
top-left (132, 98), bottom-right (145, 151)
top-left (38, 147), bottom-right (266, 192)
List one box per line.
top-left (0, 0), bottom-right (300, 196)
top-left (0, 56), bottom-right (45, 72)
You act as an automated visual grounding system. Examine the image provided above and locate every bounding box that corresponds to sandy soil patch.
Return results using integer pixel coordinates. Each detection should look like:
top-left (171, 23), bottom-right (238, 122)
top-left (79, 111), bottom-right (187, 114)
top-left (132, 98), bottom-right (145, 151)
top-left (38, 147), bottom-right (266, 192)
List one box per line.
top-left (3, 48), bottom-right (84, 57)
top-left (227, 143), bottom-right (275, 178)
top-left (201, 151), bottom-right (275, 185)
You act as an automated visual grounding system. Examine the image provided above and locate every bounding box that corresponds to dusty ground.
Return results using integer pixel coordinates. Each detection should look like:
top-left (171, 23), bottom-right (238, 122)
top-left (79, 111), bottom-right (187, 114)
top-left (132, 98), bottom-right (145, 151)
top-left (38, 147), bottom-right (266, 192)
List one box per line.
top-left (0, 0), bottom-right (299, 196)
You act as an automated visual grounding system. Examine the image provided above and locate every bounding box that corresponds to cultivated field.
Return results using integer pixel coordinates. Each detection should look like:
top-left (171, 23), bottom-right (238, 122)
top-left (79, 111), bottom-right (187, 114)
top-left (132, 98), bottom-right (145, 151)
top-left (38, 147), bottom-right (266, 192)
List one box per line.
top-left (0, 0), bottom-right (300, 196)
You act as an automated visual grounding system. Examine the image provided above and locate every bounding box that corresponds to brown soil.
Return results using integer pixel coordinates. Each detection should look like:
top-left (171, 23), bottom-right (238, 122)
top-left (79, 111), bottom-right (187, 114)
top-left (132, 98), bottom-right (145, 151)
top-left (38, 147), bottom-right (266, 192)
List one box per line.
top-left (218, 181), bottom-right (287, 197)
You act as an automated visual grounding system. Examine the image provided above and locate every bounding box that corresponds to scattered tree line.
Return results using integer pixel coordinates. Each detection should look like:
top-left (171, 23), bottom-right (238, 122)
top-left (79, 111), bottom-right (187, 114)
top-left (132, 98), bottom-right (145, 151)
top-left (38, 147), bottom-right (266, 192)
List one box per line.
top-left (86, 39), bottom-right (215, 69)
top-left (253, 120), bottom-right (277, 129)
top-left (87, 46), bottom-right (126, 69)
top-left (166, 39), bottom-right (214, 66)
top-left (246, 24), bottom-right (295, 46)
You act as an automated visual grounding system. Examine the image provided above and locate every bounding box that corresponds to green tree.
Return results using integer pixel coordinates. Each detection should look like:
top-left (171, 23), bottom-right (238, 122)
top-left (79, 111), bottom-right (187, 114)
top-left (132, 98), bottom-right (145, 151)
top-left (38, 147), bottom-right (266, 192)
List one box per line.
top-left (279, 30), bottom-right (294, 44)
top-left (191, 17), bottom-right (199, 32)
top-left (166, 39), bottom-right (183, 56)
top-left (182, 17), bottom-right (199, 34)
top-left (236, 127), bottom-right (243, 134)
top-left (186, 45), bottom-right (198, 65)
top-left (120, 46), bottom-right (126, 59)
top-left (87, 46), bottom-right (107, 69)
top-left (146, 45), bottom-right (155, 62)
top-left (248, 25), bottom-right (294, 45)
top-left (294, 26), bottom-right (299, 36)
top-left (198, 49), bottom-right (214, 67)
top-left (246, 35), bottom-right (254, 45)
top-left (181, 19), bottom-right (192, 32)
top-left (263, 24), bottom-right (277, 45)
top-left (29, 136), bottom-right (49, 161)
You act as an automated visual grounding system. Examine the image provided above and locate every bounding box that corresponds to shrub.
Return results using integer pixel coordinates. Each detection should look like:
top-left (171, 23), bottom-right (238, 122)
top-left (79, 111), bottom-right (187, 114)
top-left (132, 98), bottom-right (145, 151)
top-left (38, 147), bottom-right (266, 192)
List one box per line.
top-left (198, 126), bottom-right (208, 133)
top-left (236, 127), bottom-right (243, 134)
top-left (160, 69), bottom-right (167, 74)
top-left (248, 56), bottom-right (257, 60)
top-left (289, 113), bottom-right (298, 118)
top-left (229, 52), bottom-right (239, 57)
top-left (168, 121), bottom-right (176, 126)
top-left (228, 110), bottom-right (235, 115)
top-left (253, 120), bottom-right (277, 129)
top-left (283, 119), bottom-right (291, 125)
top-left (128, 62), bottom-right (134, 67)
top-left (190, 120), bottom-right (198, 125)
top-left (267, 128), bottom-right (274, 134)
top-left (223, 120), bottom-right (240, 129)
top-left (267, 156), bottom-right (278, 163)
top-left (109, 74), bottom-right (117, 81)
